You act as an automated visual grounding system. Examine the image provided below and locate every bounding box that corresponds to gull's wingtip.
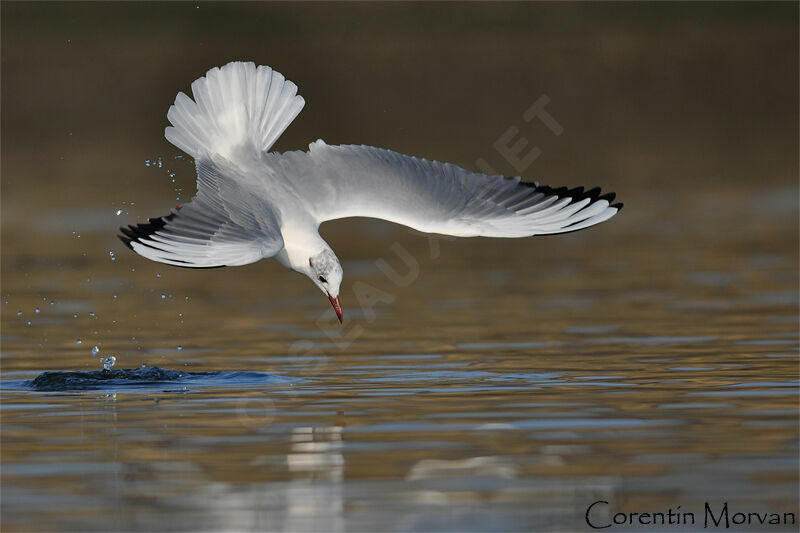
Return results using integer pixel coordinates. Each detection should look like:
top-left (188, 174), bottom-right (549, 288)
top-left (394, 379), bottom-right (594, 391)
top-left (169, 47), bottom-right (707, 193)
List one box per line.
top-left (118, 233), bottom-right (134, 250)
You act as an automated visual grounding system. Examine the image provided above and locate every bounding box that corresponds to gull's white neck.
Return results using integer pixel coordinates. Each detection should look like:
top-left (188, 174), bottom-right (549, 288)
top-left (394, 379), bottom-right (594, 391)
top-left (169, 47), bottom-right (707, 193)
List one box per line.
top-left (275, 224), bottom-right (330, 273)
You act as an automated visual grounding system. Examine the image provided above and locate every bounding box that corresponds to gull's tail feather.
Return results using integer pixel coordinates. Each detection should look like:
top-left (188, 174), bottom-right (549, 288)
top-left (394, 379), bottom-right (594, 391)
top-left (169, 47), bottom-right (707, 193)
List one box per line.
top-left (165, 61), bottom-right (305, 160)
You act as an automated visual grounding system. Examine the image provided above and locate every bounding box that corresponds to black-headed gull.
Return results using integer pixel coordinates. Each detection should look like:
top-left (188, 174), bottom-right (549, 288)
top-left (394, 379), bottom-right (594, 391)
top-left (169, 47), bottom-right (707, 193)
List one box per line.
top-left (120, 61), bottom-right (622, 323)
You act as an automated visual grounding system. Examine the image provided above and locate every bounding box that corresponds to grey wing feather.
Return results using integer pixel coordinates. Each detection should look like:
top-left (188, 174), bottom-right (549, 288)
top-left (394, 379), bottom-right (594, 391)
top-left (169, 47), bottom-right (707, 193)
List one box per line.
top-left (119, 159), bottom-right (283, 267)
top-left (282, 142), bottom-right (621, 237)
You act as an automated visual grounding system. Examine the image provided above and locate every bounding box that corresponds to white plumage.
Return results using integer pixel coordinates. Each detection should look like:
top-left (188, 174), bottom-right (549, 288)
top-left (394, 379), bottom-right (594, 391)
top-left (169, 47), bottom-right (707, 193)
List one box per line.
top-left (165, 63), bottom-right (304, 159)
top-left (120, 61), bottom-right (623, 321)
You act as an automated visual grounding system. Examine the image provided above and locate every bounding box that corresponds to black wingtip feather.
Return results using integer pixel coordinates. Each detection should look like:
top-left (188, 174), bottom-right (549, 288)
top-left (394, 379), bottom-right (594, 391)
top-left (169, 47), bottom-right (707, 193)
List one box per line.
top-left (511, 177), bottom-right (622, 211)
top-left (598, 192), bottom-right (616, 204)
top-left (535, 184), bottom-right (608, 204)
top-left (583, 187), bottom-right (602, 200)
top-left (500, 176), bottom-right (623, 236)
top-left (118, 218), bottom-right (229, 270)
top-left (119, 226), bottom-right (138, 240)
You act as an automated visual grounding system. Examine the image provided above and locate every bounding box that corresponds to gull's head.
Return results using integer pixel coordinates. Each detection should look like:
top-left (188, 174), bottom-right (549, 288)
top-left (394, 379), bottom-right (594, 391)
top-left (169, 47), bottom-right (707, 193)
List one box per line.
top-left (308, 249), bottom-right (343, 323)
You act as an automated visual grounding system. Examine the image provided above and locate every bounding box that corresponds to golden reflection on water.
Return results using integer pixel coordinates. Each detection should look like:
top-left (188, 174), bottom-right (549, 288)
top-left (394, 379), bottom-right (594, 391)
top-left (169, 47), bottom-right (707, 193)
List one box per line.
top-left (2, 2), bottom-right (798, 531)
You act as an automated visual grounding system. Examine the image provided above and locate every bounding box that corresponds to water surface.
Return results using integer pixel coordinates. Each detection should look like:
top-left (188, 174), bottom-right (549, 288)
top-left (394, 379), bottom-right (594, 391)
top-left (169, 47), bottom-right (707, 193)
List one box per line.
top-left (2, 3), bottom-right (798, 532)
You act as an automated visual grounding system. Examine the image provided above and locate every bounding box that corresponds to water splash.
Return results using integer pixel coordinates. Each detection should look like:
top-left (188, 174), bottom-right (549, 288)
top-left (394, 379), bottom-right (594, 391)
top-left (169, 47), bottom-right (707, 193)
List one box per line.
top-left (103, 356), bottom-right (116, 371)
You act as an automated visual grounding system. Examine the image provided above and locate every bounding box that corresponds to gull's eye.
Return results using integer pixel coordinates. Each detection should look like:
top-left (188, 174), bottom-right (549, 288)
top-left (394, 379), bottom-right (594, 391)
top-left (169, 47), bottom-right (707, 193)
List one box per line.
top-left (318, 276), bottom-right (327, 283)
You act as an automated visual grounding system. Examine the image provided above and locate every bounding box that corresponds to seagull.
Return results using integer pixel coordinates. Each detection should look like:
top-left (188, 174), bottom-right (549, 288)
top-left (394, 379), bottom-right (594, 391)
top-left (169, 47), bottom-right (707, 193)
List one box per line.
top-left (119, 61), bottom-right (622, 323)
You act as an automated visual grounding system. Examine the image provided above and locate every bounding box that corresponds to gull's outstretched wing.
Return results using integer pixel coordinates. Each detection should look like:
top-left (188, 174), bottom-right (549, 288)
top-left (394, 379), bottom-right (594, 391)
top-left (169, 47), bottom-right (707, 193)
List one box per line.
top-left (282, 141), bottom-right (622, 237)
top-left (119, 159), bottom-right (283, 268)
top-left (120, 62), bottom-right (296, 268)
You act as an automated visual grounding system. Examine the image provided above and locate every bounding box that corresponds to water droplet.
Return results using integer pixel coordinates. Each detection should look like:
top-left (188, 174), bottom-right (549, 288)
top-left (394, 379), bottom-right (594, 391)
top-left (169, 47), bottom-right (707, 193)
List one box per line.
top-left (112, 320), bottom-right (117, 324)
top-left (156, 273), bottom-right (162, 278)
top-left (178, 313), bottom-right (183, 317)
top-left (177, 345), bottom-right (183, 351)
top-left (130, 201), bottom-right (135, 206)
top-left (145, 159), bottom-right (151, 167)
top-left (73, 313), bottom-right (78, 318)
top-left (130, 267), bottom-right (135, 272)
top-left (26, 320), bottom-right (32, 326)
top-left (49, 300), bottom-right (54, 305)
top-left (76, 339), bottom-right (82, 345)
top-left (184, 296), bottom-right (189, 301)
top-left (16, 310), bottom-right (22, 317)
top-left (34, 308), bottom-right (40, 314)
top-left (115, 209), bottom-right (124, 216)
top-left (89, 312), bottom-right (96, 317)
top-left (161, 294), bottom-right (166, 300)
top-left (92, 346), bottom-right (100, 356)
top-left (103, 356), bottom-right (116, 371)
top-left (113, 294), bottom-right (118, 299)
top-left (141, 363), bottom-right (147, 368)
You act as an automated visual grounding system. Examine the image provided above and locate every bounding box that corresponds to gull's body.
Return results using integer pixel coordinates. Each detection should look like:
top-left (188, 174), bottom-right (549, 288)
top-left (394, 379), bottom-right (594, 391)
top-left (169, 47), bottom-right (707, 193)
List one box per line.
top-left (120, 61), bottom-right (622, 321)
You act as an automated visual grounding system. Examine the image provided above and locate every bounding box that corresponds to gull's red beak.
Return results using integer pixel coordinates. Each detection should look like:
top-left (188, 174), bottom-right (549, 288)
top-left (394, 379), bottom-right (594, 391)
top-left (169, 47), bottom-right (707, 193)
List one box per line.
top-left (327, 293), bottom-right (343, 323)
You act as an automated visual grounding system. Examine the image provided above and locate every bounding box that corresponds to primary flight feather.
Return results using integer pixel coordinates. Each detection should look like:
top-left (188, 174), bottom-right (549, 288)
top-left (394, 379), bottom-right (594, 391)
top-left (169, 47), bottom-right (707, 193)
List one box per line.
top-left (119, 61), bottom-right (623, 323)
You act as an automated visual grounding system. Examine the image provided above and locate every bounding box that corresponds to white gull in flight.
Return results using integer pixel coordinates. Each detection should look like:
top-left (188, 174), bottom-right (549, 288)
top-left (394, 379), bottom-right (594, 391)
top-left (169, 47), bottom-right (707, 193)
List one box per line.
top-left (120, 61), bottom-right (623, 323)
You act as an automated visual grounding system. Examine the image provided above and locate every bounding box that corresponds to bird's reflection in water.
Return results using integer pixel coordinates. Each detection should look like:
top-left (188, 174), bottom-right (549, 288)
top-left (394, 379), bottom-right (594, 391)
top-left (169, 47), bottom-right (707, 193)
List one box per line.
top-left (282, 425), bottom-right (345, 532)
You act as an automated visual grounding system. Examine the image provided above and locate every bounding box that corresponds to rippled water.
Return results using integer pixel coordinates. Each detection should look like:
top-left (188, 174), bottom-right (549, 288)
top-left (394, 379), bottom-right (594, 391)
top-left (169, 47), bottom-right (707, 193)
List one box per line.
top-left (3, 185), bottom-right (798, 531)
top-left (2, 3), bottom-right (798, 532)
